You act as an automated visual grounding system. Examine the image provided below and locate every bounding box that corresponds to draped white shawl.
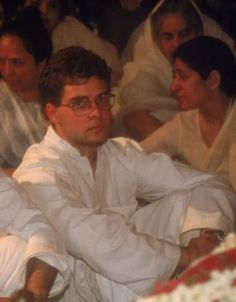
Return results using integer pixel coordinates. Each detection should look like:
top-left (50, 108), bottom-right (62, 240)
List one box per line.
top-left (116, 0), bottom-right (235, 123)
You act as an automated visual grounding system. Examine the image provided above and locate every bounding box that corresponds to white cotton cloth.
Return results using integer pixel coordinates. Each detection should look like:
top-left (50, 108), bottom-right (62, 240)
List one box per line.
top-left (14, 126), bottom-right (235, 301)
top-left (141, 100), bottom-right (236, 193)
top-left (52, 16), bottom-right (122, 83)
top-left (113, 0), bottom-right (236, 135)
top-left (0, 81), bottom-right (48, 168)
top-left (0, 170), bottom-right (69, 298)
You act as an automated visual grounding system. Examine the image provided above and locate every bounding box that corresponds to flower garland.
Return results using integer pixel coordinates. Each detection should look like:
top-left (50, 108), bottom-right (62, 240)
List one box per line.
top-left (138, 233), bottom-right (236, 302)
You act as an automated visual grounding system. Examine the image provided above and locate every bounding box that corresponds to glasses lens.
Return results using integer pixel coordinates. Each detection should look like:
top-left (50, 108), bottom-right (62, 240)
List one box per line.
top-left (72, 93), bottom-right (115, 116)
top-left (97, 93), bottom-right (115, 110)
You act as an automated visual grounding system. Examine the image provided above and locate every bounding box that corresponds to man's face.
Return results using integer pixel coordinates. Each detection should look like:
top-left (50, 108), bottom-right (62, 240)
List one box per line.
top-left (47, 76), bottom-right (113, 153)
top-left (170, 58), bottom-right (211, 111)
top-left (0, 35), bottom-right (42, 94)
top-left (156, 14), bottom-right (197, 61)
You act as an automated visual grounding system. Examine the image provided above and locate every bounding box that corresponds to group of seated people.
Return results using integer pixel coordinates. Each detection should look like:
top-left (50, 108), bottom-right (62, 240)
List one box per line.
top-left (0, 0), bottom-right (236, 301)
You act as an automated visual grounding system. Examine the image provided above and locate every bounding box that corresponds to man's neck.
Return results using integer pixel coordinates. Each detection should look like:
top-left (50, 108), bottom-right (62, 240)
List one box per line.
top-left (79, 145), bottom-right (98, 175)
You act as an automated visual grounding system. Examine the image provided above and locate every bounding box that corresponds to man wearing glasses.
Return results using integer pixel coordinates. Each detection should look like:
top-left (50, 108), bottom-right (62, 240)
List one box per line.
top-left (14, 46), bottom-right (235, 302)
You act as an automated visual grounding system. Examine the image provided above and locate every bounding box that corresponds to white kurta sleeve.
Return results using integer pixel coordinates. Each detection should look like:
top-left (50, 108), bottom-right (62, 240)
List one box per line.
top-left (132, 150), bottom-right (234, 237)
top-left (0, 172), bottom-right (70, 297)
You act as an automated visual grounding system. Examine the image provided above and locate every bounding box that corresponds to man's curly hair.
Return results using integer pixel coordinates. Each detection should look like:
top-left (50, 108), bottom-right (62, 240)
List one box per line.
top-left (39, 46), bottom-right (112, 114)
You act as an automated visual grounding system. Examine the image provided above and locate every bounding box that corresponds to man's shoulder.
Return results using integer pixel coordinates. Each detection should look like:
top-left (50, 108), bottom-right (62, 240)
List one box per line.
top-left (106, 137), bottom-right (143, 153)
top-left (14, 141), bottom-right (65, 185)
top-left (16, 129), bottom-right (65, 172)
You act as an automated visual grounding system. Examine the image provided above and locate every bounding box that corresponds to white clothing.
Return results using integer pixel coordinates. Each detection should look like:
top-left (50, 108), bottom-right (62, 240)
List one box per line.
top-left (0, 170), bottom-right (69, 297)
top-left (0, 81), bottom-right (48, 168)
top-left (52, 16), bottom-right (122, 82)
top-left (114, 0), bottom-right (236, 135)
top-left (14, 126), bottom-right (235, 301)
top-left (141, 101), bottom-right (236, 191)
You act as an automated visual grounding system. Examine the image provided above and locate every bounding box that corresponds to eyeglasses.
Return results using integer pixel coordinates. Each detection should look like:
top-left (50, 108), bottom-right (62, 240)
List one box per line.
top-left (58, 93), bottom-right (115, 117)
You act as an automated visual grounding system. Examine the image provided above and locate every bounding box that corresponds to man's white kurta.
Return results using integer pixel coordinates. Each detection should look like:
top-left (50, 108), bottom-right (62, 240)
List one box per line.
top-left (14, 126), bottom-right (235, 301)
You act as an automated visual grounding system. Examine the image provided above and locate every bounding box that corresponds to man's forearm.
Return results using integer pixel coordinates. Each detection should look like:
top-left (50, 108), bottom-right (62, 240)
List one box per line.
top-left (24, 258), bottom-right (57, 299)
top-left (12, 258), bottom-right (58, 301)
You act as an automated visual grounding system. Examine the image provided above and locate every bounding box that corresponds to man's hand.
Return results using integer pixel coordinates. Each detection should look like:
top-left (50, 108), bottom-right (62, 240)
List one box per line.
top-left (178, 229), bottom-right (222, 270)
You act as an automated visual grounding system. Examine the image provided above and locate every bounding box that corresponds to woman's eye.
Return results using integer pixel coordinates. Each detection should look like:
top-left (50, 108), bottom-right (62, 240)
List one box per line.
top-left (160, 33), bottom-right (172, 41)
top-left (180, 27), bottom-right (194, 39)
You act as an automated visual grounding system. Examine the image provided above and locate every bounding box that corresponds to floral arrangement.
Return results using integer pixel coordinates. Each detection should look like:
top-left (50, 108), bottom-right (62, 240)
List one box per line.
top-left (138, 233), bottom-right (236, 302)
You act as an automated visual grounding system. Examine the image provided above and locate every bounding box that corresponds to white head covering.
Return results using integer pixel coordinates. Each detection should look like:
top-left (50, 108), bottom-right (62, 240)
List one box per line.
top-left (116, 0), bottom-right (235, 123)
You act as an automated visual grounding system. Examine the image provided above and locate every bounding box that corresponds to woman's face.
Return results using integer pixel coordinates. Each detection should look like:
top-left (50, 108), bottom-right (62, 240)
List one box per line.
top-left (38, 0), bottom-right (61, 32)
top-left (0, 35), bottom-right (44, 95)
top-left (170, 58), bottom-right (211, 110)
top-left (156, 14), bottom-right (198, 61)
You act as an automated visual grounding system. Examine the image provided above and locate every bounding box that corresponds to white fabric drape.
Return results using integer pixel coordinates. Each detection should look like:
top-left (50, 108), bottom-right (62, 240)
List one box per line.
top-left (14, 126), bottom-right (235, 301)
top-left (113, 0), bottom-right (235, 134)
top-left (0, 170), bottom-right (69, 297)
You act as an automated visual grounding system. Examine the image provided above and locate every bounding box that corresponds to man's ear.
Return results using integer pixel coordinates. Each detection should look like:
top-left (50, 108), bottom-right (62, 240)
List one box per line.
top-left (207, 70), bottom-right (221, 90)
top-left (45, 103), bottom-right (57, 124)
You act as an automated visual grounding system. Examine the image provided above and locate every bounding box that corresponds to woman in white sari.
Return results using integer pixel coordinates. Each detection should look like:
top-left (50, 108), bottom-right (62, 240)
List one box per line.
top-left (114, 0), bottom-right (235, 141)
top-left (142, 36), bottom-right (236, 192)
top-left (0, 6), bottom-right (51, 174)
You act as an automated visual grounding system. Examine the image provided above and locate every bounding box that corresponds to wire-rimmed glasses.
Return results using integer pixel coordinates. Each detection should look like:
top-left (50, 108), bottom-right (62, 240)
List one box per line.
top-left (58, 92), bottom-right (115, 117)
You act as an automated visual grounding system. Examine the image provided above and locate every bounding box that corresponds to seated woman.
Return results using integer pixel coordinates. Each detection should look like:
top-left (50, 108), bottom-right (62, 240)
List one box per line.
top-left (141, 36), bottom-right (236, 192)
top-left (26, 0), bottom-right (122, 85)
top-left (0, 6), bottom-right (52, 174)
top-left (114, 0), bottom-right (235, 141)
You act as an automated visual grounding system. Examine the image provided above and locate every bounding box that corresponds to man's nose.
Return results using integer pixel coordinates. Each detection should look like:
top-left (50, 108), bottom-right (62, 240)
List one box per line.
top-left (87, 102), bottom-right (102, 118)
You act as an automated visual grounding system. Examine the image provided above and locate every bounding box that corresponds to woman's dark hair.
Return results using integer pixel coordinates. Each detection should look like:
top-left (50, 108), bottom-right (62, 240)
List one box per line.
top-left (151, 0), bottom-right (203, 37)
top-left (0, 5), bottom-right (52, 63)
top-left (39, 46), bottom-right (111, 114)
top-left (53, 0), bottom-right (72, 21)
top-left (172, 35), bottom-right (236, 97)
